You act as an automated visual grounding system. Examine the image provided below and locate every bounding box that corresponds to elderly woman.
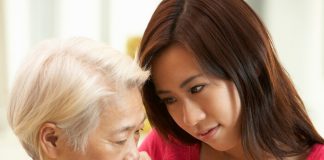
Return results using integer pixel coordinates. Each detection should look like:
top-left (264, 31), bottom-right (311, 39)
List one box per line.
top-left (7, 38), bottom-right (151, 160)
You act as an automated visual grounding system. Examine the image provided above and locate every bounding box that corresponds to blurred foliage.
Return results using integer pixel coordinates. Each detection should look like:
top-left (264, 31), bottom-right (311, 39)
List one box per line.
top-left (126, 36), bottom-right (141, 59)
top-left (143, 119), bottom-right (151, 133)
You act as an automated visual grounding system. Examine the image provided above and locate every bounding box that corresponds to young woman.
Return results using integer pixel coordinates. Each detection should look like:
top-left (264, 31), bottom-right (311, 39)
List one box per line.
top-left (137, 0), bottom-right (324, 159)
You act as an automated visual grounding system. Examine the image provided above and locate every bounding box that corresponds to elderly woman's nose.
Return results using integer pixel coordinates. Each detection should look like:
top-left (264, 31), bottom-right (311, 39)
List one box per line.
top-left (124, 141), bottom-right (140, 160)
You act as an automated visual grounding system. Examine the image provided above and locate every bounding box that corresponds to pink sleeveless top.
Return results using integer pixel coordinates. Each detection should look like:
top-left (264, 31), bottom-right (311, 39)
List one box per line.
top-left (139, 130), bottom-right (324, 160)
top-left (307, 143), bottom-right (324, 160)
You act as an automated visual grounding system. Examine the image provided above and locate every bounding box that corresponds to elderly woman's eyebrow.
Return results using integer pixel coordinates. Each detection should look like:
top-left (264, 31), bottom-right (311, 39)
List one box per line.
top-left (114, 115), bottom-right (147, 134)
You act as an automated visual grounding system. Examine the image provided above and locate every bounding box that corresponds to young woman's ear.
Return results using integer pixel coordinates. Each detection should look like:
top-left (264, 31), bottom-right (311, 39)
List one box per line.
top-left (39, 122), bottom-right (60, 159)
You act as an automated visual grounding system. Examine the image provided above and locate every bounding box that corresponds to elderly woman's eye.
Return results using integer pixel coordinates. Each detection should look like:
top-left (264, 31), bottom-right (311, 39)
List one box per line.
top-left (135, 128), bottom-right (143, 135)
top-left (115, 140), bottom-right (127, 145)
top-left (134, 128), bottom-right (143, 139)
top-left (134, 128), bottom-right (144, 144)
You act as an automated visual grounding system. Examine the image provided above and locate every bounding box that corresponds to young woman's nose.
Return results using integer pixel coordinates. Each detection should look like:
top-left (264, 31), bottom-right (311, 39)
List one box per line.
top-left (182, 99), bottom-right (206, 126)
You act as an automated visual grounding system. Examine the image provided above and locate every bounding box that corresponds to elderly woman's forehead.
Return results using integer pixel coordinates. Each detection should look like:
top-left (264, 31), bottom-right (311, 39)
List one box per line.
top-left (99, 93), bottom-right (145, 130)
top-left (104, 88), bottom-right (142, 110)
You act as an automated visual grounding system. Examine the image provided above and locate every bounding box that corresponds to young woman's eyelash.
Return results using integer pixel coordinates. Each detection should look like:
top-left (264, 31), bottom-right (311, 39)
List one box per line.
top-left (161, 97), bottom-right (177, 105)
top-left (189, 84), bottom-right (206, 94)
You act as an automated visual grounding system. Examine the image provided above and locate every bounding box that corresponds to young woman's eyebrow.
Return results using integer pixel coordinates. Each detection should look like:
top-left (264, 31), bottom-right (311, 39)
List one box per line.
top-left (179, 74), bottom-right (203, 88)
top-left (156, 74), bottom-right (203, 95)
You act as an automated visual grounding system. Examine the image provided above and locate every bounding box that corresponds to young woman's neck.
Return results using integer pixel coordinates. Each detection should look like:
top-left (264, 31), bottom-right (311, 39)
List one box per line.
top-left (200, 142), bottom-right (310, 160)
top-left (200, 142), bottom-right (245, 160)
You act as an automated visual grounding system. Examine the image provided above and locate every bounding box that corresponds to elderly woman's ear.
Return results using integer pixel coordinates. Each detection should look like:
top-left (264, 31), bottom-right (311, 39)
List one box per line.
top-left (39, 123), bottom-right (60, 159)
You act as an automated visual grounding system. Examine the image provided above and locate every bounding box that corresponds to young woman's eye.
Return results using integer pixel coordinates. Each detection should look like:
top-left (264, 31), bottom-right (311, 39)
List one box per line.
top-left (161, 97), bottom-right (177, 105)
top-left (189, 85), bottom-right (205, 94)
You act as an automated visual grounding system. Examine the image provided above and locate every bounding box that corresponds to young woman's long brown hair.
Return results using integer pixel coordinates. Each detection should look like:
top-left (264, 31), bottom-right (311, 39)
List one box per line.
top-left (138, 0), bottom-right (324, 159)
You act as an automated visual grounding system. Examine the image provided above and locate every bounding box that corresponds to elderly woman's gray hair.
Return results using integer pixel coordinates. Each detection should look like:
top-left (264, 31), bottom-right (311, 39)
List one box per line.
top-left (7, 37), bottom-right (149, 160)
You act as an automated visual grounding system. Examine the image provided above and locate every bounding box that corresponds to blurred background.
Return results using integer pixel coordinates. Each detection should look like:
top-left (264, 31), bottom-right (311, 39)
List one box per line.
top-left (0, 0), bottom-right (323, 159)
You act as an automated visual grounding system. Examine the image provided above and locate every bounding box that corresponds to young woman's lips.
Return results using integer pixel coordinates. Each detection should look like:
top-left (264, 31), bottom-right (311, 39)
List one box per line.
top-left (197, 125), bottom-right (220, 141)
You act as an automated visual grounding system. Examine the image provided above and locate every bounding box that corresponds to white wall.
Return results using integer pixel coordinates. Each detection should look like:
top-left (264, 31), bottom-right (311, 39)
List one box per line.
top-left (0, 0), bottom-right (7, 115)
top-left (107, 0), bottom-right (161, 52)
top-left (263, 0), bottom-right (324, 135)
top-left (1, 1), bottom-right (161, 159)
top-left (5, 0), bottom-right (31, 89)
top-left (58, 0), bottom-right (101, 40)
top-left (0, 0), bottom-right (323, 159)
